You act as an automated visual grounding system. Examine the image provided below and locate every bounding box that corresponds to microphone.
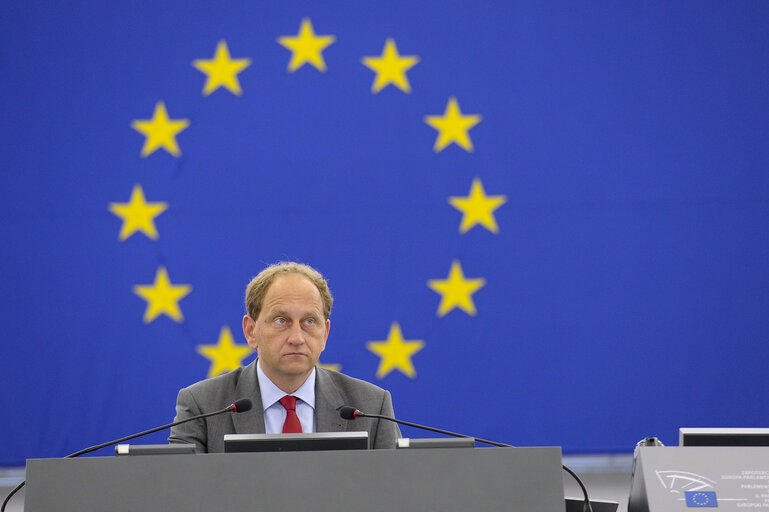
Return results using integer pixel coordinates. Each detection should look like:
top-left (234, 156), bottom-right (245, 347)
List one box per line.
top-left (0, 398), bottom-right (253, 512)
top-left (66, 397), bottom-right (253, 458)
top-left (339, 405), bottom-right (594, 512)
top-left (229, 398), bottom-right (253, 414)
top-left (338, 406), bottom-right (507, 447)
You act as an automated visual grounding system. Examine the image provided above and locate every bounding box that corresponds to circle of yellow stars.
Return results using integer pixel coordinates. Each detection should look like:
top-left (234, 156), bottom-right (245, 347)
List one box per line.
top-left (108, 18), bottom-right (509, 380)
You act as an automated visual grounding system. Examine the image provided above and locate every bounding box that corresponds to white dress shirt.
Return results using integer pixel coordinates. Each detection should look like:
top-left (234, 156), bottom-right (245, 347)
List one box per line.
top-left (256, 361), bottom-right (316, 433)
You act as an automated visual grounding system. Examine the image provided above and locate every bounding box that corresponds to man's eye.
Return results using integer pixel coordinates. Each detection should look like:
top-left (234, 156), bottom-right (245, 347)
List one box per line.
top-left (305, 318), bottom-right (315, 325)
top-left (275, 317), bottom-right (286, 325)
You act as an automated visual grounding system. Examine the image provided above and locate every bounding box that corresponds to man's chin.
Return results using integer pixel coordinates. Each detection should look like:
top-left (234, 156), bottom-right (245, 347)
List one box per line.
top-left (279, 362), bottom-right (315, 376)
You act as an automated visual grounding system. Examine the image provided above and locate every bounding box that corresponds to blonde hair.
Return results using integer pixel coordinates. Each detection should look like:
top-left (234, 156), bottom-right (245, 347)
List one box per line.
top-left (245, 262), bottom-right (333, 320)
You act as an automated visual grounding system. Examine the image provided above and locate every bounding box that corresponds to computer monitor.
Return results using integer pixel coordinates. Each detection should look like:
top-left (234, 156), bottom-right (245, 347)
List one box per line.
top-left (679, 428), bottom-right (769, 447)
top-left (223, 431), bottom-right (369, 452)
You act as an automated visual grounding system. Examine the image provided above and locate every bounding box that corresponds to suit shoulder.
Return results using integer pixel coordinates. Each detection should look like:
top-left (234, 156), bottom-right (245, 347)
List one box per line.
top-left (180, 366), bottom-right (248, 408)
top-left (319, 367), bottom-right (389, 396)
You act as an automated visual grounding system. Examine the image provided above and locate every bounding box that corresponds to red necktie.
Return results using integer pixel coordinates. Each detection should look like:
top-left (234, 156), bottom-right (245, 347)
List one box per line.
top-left (279, 395), bottom-right (303, 433)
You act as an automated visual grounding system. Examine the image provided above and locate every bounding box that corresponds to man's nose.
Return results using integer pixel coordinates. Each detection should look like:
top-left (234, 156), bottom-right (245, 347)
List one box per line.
top-left (287, 323), bottom-right (305, 344)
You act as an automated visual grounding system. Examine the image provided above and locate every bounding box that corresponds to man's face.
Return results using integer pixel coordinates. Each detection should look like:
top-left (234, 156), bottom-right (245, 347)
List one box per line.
top-left (243, 273), bottom-right (330, 390)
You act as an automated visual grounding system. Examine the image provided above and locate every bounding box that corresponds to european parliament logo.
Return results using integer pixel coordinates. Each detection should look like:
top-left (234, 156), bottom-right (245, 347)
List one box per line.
top-left (685, 491), bottom-right (718, 508)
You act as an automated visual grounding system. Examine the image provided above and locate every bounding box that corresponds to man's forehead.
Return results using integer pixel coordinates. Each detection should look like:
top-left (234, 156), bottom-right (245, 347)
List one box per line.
top-left (262, 274), bottom-right (323, 310)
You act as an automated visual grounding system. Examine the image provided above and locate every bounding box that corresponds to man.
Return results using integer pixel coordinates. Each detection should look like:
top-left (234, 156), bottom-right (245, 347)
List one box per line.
top-left (169, 262), bottom-right (401, 451)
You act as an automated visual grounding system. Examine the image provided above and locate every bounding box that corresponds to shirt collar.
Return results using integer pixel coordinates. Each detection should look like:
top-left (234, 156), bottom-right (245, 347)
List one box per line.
top-left (256, 360), bottom-right (316, 410)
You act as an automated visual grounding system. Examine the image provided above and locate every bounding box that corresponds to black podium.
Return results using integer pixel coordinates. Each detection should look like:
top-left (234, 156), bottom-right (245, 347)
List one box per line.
top-left (24, 447), bottom-right (565, 512)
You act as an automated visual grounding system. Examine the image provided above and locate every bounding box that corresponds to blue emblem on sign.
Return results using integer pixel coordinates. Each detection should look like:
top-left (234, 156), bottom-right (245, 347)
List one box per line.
top-left (685, 491), bottom-right (718, 507)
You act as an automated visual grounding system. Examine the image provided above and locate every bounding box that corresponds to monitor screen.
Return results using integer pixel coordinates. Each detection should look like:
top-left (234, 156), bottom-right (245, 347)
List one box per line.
top-left (223, 432), bottom-right (369, 453)
top-left (679, 428), bottom-right (769, 447)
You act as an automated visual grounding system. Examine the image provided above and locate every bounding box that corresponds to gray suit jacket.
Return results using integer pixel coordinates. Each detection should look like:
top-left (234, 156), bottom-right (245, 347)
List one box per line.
top-left (169, 361), bottom-right (401, 452)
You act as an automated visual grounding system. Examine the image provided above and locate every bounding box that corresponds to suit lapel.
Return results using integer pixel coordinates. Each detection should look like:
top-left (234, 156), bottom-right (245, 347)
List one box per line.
top-left (232, 359), bottom-right (266, 434)
top-left (315, 367), bottom-right (346, 432)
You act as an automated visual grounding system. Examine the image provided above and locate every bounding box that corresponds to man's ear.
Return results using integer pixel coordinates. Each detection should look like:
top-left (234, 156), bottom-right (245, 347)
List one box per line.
top-left (243, 315), bottom-right (258, 350)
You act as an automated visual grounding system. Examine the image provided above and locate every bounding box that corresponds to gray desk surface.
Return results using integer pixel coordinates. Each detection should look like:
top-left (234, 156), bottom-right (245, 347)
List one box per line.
top-left (24, 447), bottom-right (565, 512)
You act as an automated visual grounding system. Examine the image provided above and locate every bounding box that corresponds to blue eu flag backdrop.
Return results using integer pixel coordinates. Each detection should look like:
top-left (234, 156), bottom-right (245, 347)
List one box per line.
top-left (1, 2), bottom-right (768, 466)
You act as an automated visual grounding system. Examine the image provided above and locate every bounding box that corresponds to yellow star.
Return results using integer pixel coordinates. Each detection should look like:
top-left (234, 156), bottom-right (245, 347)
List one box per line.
top-left (366, 322), bottom-right (425, 379)
top-left (192, 40), bottom-right (251, 96)
top-left (131, 101), bottom-right (190, 157)
top-left (132, 266), bottom-right (192, 324)
top-left (424, 96), bottom-right (482, 152)
top-left (427, 261), bottom-right (486, 317)
top-left (449, 178), bottom-right (507, 234)
top-left (361, 38), bottom-right (420, 93)
top-left (197, 326), bottom-right (253, 378)
top-left (277, 18), bottom-right (336, 72)
top-left (108, 184), bottom-right (168, 241)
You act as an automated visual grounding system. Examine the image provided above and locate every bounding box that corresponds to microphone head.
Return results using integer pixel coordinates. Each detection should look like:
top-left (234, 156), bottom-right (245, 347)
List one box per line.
top-left (231, 398), bottom-right (253, 413)
top-left (338, 406), bottom-right (359, 420)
